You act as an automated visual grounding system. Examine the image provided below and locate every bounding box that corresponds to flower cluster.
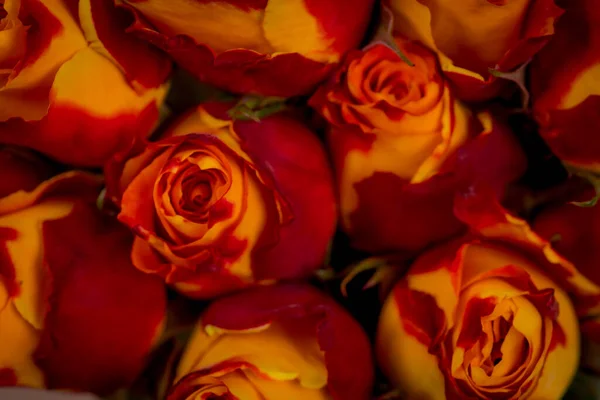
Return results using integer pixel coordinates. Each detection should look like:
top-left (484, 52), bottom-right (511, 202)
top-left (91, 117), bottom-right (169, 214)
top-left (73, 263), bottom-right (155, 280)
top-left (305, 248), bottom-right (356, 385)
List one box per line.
top-left (1, 0), bottom-right (599, 399)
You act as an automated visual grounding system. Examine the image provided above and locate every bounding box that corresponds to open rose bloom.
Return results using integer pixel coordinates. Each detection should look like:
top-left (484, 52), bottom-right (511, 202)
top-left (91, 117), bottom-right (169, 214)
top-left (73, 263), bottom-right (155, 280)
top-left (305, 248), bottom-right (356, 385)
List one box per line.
top-left (1, 0), bottom-right (600, 399)
top-left (0, 156), bottom-right (166, 394)
top-left (310, 36), bottom-right (525, 254)
top-left (0, 0), bottom-right (170, 166)
top-left (107, 103), bottom-right (336, 298)
top-left (169, 285), bottom-right (374, 400)
top-left (378, 239), bottom-right (580, 399)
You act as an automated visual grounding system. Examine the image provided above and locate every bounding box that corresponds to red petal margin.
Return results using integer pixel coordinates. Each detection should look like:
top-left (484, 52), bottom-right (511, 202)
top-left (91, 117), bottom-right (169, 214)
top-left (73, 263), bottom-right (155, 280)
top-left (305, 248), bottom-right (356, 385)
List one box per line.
top-left (302, 0), bottom-right (375, 56)
top-left (349, 171), bottom-right (465, 254)
top-left (14, 0), bottom-right (63, 76)
top-left (342, 115), bottom-right (525, 254)
top-left (440, 0), bottom-right (563, 101)
top-left (393, 283), bottom-right (447, 350)
top-left (496, 0), bottom-right (564, 72)
top-left (0, 171), bottom-right (103, 218)
top-left (0, 368), bottom-right (18, 386)
top-left (0, 147), bottom-right (57, 198)
top-left (232, 112), bottom-right (337, 281)
top-left (88, 0), bottom-right (172, 88)
top-left (201, 284), bottom-right (374, 400)
top-left (0, 227), bottom-right (19, 298)
top-left (534, 201), bottom-right (600, 289)
top-left (33, 201), bottom-right (166, 395)
top-left (171, 0), bottom-right (268, 11)
top-left (0, 102), bottom-right (159, 168)
top-left (120, 5), bottom-right (335, 97)
top-left (167, 370), bottom-right (237, 400)
top-left (530, 0), bottom-right (600, 170)
top-left (454, 186), bottom-right (600, 317)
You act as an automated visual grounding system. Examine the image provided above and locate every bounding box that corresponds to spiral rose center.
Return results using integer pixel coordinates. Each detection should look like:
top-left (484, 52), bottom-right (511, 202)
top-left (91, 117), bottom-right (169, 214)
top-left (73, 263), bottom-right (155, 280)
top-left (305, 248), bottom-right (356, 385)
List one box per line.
top-left (457, 297), bottom-right (531, 383)
top-left (480, 314), bottom-right (519, 375)
top-left (180, 172), bottom-right (213, 211)
top-left (171, 162), bottom-right (229, 221)
top-left (0, 0), bottom-right (27, 88)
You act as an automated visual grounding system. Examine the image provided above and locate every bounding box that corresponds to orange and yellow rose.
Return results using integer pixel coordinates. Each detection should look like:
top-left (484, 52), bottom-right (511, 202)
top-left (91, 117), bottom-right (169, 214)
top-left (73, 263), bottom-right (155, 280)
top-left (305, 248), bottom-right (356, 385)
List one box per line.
top-left (168, 284), bottom-right (374, 400)
top-left (0, 0), bottom-right (170, 166)
top-left (114, 0), bottom-right (375, 97)
top-left (377, 238), bottom-right (580, 399)
top-left (387, 0), bottom-right (564, 101)
top-left (310, 37), bottom-right (525, 254)
top-left (0, 172), bottom-right (166, 394)
top-left (530, 0), bottom-right (600, 173)
top-left (106, 103), bottom-right (336, 298)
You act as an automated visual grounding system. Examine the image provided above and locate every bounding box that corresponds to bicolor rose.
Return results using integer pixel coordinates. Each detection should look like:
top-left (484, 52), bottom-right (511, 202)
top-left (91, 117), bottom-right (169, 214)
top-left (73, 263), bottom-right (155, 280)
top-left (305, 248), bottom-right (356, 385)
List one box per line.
top-left (530, 0), bottom-right (600, 173)
top-left (0, 146), bottom-right (56, 198)
top-left (454, 185), bottom-right (600, 318)
top-left (106, 103), bottom-right (336, 298)
top-left (309, 37), bottom-right (525, 254)
top-left (0, 172), bottom-right (166, 394)
top-left (0, 0), bottom-right (170, 167)
top-left (168, 284), bottom-right (373, 400)
top-left (377, 238), bottom-right (580, 399)
top-left (114, 0), bottom-right (375, 97)
top-left (386, 0), bottom-right (564, 101)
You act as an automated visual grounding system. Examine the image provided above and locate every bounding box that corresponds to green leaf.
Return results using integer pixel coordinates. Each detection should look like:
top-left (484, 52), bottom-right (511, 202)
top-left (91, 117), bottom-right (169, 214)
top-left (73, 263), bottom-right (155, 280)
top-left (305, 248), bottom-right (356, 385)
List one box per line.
top-left (227, 95), bottom-right (287, 122)
top-left (488, 60), bottom-right (530, 110)
top-left (566, 166), bottom-right (600, 208)
top-left (366, 5), bottom-right (414, 67)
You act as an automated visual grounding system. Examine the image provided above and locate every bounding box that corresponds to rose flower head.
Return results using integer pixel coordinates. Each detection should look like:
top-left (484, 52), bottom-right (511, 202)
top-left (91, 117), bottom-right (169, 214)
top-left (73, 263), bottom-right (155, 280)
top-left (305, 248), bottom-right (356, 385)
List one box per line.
top-left (310, 36), bottom-right (525, 254)
top-left (168, 284), bottom-right (374, 400)
top-left (0, 172), bottom-right (166, 395)
top-left (377, 238), bottom-right (580, 399)
top-left (0, 0), bottom-right (171, 167)
top-left (115, 0), bottom-right (376, 97)
top-left (386, 0), bottom-right (564, 101)
top-left (107, 103), bottom-right (336, 299)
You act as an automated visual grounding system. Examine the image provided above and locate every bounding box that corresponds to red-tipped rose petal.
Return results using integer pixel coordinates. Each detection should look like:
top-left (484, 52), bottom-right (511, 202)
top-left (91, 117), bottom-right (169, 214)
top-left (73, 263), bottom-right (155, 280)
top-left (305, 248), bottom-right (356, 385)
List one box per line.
top-left (232, 113), bottom-right (337, 281)
top-left (34, 202), bottom-right (166, 395)
top-left (201, 284), bottom-right (374, 400)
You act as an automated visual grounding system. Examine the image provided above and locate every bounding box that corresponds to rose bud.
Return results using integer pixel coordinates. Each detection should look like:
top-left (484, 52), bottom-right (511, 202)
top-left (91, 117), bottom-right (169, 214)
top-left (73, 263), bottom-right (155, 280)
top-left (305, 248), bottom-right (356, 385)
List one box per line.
top-left (168, 284), bottom-right (373, 400)
top-left (0, 172), bottom-right (166, 394)
top-left (0, 146), bottom-right (56, 198)
top-left (0, 0), bottom-right (170, 167)
top-left (106, 103), bottom-right (336, 298)
top-left (386, 0), bottom-right (564, 101)
top-left (377, 238), bottom-right (580, 399)
top-left (115, 0), bottom-right (375, 97)
top-left (530, 0), bottom-right (600, 173)
top-left (309, 37), bottom-right (525, 254)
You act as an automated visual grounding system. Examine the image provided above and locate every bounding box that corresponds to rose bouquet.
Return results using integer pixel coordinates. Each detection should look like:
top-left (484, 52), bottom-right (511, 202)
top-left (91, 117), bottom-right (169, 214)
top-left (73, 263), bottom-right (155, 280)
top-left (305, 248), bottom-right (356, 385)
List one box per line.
top-left (1, 0), bottom-right (599, 399)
